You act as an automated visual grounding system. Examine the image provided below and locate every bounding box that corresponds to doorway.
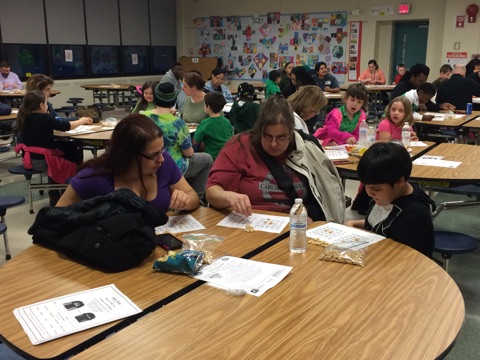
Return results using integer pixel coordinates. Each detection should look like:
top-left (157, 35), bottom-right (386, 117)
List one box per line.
top-left (391, 21), bottom-right (429, 83)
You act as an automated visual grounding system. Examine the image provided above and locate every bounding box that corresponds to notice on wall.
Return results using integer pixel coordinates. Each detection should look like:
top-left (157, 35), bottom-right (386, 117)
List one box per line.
top-left (445, 51), bottom-right (468, 66)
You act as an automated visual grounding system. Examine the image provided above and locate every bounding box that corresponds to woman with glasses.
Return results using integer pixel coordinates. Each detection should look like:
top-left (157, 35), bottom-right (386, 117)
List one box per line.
top-left (56, 114), bottom-right (200, 212)
top-left (206, 96), bottom-right (345, 223)
top-left (204, 68), bottom-right (234, 103)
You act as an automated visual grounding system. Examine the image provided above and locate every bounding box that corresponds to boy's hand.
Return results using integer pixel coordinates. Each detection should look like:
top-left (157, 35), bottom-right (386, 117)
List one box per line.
top-left (417, 104), bottom-right (428, 112)
top-left (440, 103), bottom-right (455, 111)
top-left (422, 114), bottom-right (434, 121)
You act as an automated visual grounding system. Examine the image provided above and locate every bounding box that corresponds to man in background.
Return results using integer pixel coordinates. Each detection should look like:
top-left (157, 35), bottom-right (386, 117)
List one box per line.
top-left (0, 61), bottom-right (23, 90)
top-left (436, 63), bottom-right (480, 110)
top-left (312, 61), bottom-right (340, 93)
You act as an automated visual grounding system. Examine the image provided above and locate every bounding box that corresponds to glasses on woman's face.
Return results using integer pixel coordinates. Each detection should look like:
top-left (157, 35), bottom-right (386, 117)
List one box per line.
top-left (141, 148), bottom-right (166, 161)
top-left (261, 133), bottom-right (290, 144)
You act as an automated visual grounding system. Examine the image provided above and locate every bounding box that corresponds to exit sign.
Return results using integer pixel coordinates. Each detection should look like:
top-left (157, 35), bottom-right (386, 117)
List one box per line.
top-left (398, 4), bottom-right (411, 14)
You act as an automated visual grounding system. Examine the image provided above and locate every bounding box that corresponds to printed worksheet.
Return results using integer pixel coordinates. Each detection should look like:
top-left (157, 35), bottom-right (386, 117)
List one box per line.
top-left (423, 112), bottom-right (463, 122)
top-left (410, 141), bottom-right (429, 147)
top-left (413, 156), bottom-right (461, 168)
top-left (14, 284), bottom-right (140, 345)
top-left (155, 214), bottom-right (206, 234)
top-left (194, 256), bottom-right (292, 297)
top-left (306, 222), bottom-right (385, 249)
top-left (217, 212), bottom-right (289, 233)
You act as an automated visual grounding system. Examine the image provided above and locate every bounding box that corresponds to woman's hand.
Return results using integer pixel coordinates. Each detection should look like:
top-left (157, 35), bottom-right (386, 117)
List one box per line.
top-left (169, 189), bottom-right (190, 212)
top-left (226, 192), bottom-right (252, 217)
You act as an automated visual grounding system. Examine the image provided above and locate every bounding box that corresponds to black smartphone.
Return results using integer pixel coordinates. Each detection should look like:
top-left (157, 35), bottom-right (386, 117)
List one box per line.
top-left (157, 233), bottom-right (183, 251)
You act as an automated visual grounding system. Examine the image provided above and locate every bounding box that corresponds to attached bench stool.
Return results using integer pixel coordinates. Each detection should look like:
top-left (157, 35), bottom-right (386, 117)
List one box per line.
top-left (8, 165), bottom-right (67, 214)
top-left (434, 231), bottom-right (479, 272)
top-left (0, 195), bottom-right (25, 260)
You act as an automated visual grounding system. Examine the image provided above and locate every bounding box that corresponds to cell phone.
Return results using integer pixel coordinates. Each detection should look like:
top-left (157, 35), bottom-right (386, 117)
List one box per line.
top-left (157, 233), bottom-right (183, 251)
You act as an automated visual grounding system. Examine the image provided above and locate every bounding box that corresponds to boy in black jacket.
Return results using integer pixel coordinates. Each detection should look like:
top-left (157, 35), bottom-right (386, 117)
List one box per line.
top-left (345, 142), bottom-right (436, 257)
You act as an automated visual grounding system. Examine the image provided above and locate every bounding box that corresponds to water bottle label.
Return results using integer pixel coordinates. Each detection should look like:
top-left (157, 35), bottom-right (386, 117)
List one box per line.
top-left (291, 222), bottom-right (307, 229)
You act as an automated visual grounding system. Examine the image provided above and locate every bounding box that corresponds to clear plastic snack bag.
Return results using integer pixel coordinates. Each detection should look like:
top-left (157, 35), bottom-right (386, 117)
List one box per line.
top-left (319, 244), bottom-right (366, 267)
top-left (182, 233), bottom-right (224, 265)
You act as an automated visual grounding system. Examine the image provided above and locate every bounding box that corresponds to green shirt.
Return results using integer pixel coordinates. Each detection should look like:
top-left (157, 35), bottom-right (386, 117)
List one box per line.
top-left (193, 115), bottom-right (233, 159)
top-left (265, 79), bottom-right (281, 99)
top-left (339, 105), bottom-right (360, 133)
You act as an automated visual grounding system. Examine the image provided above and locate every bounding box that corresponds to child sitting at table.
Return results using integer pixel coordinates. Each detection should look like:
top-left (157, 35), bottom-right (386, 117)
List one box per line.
top-left (193, 92), bottom-right (233, 159)
top-left (16, 90), bottom-right (93, 205)
top-left (345, 142), bottom-right (436, 257)
top-left (313, 83), bottom-right (368, 146)
top-left (404, 82), bottom-right (436, 122)
top-left (376, 96), bottom-right (418, 142)
top-left (265, 70), bottom-right (281, 99)
top-left (229, 82), bottom-right (261, 134)
top-left (131, 81), bottom-right (158, 114)
top-left (392, 63), bottom-right (406, 85)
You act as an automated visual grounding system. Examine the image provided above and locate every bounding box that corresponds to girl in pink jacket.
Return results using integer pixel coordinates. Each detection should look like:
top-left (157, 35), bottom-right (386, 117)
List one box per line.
top-left (314, 83), bottom-right (368, 146)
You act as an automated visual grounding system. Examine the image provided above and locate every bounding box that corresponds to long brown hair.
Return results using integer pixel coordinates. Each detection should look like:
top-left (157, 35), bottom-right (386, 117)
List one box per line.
top-left (78, 114), bottom-right (163, 198)
top-left (16, 90), bottom-right (45, 135)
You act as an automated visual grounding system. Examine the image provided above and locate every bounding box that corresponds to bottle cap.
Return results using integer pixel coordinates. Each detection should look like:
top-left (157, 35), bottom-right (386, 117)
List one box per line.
top-left (295, 198), bottom-right (303, 204)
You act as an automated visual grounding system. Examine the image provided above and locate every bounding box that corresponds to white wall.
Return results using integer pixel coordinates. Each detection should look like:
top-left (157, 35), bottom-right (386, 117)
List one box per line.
top-left (175, 0), bottom-right (480, 83)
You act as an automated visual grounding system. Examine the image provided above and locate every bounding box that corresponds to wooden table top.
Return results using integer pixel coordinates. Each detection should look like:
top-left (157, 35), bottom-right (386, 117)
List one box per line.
top-left (336, 141), bottom-right (437, 175)
top-left (74, 230), bottom-right (464, 360)
top-left (0, 90), bottom-right (60, 97)
top-left (340, 84), bottom-right (395, 91)
top-left (0, 109), bottom-right (17, 121)
top-left (0, 207), bottom-right (288, 360)
top-left (414, 111), bottom-right (479, 128)
top-left (81, 84), bottom-right (134, 91)
top-left (410, 142), bottom-right (480, 183)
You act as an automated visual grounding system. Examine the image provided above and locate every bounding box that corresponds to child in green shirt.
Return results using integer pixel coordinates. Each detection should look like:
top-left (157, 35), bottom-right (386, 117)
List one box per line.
top-left (193, 92), bottom-right (234, 159)
top-left (265, 70), bottom-right (281, 99)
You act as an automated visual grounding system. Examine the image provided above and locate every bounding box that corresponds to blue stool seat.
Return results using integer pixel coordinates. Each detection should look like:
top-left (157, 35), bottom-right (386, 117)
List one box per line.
top-left (0, 195), bottom-right (25, 260)
top-left (0, 145), bottom-right (10, 153)
top-left (8, 165), bottom-right (67, 214)
top-left (434, 231), bottom-right (479, 272)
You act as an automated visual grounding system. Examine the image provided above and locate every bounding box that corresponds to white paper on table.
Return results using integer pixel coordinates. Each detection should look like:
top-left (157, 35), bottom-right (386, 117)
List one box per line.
top-left (155, 214), bottom-right (206, 234)
top-left (65, 125), bottom-right (97, 134)
top-left (194, 256), bottom-right (292, 297)
top-left (423, 112), bottom-right (463, 121)
top-left (217, 212), bottom-right (289, 233)
top-left (11, 109), bottom-right (19, 114)
top-left (13, 284), bottom-right (140, 345)
top-left (223, 103), bottom-right (233, 113)
top-left (413, 156), bottom-right (461, 168)
top-left (324, 148), bottom-right (349, 160)
top-left (409, 141), bottom-right (428, 147)
top-left (306, 222), bottom-right (385, 249)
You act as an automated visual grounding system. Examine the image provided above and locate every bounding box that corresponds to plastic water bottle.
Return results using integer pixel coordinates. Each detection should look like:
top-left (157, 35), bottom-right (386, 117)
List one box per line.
top-left (402, 122), bottom-right (411, 148)
top-left (358, 119), bottom-right (368, 148)
top-left (289, 198), bottom-right (308, 253)
top-left (366, 126), bottom-right (376, 148)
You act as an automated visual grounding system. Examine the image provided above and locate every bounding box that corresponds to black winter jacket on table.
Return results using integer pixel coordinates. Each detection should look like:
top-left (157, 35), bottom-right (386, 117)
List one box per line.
top-left (28, 189), bottom-right (169, 272)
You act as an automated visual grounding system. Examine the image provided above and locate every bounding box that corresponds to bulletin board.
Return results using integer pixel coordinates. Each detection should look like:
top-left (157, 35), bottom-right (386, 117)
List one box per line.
top-left (193, 12), bottom-right (349, 82)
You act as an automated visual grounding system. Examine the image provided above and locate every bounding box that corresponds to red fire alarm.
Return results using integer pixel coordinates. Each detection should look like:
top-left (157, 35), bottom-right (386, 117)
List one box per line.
top-left (467, 4), bottom-right (479, 23)
top-left (398, 4), bottom-right (411, 14)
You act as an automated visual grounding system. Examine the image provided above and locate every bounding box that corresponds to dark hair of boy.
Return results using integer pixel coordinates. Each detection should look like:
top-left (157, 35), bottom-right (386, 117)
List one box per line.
top-left (397, 63), bottom-right (405, 68)
top-left (439, 64), bottom-right (453, 74)
top-left (204, 91), bottom-right (226, 113)
top-left (268, 70), bottom-right (281, 82)
top-left (357, 142), bottom-right (412, 186)
top-left (417, 82), bottom-right (436, 96)
top-left (314, 61), bottom-right (327, 72)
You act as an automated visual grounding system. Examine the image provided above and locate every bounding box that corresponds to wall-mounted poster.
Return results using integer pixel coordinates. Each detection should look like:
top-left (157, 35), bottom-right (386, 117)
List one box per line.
top-left (194, 11), bottom-right (348, 83)
top-left (348, 21), bottom-right (362, 81)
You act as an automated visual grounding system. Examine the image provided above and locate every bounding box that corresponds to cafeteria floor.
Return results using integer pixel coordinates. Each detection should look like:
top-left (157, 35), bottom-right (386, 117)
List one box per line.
top-left (0, 147), bottom-right (478, 360)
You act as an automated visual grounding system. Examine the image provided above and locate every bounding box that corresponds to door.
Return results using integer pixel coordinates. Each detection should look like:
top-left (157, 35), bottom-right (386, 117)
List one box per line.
top-left (391, 21), bottom-right (429, 83)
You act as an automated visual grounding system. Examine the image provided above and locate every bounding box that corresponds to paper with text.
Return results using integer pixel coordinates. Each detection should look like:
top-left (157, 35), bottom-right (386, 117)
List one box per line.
top-left (155, 214), bottom-right (206, 234)
top-left (413, 156), bottom-right (461, 168)
top-left (306, 222), bottom-right (385, 249)
top-left (194, 256), bottom-right (292, 297)
top-left (14, 284), bottom-right (140, 345)
top-left (217, 212), bottom-right (289, 233)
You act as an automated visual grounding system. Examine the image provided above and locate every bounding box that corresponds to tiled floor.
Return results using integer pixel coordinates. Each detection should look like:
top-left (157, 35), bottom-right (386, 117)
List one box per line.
top-left (0, 148), bottom-right (478, 359)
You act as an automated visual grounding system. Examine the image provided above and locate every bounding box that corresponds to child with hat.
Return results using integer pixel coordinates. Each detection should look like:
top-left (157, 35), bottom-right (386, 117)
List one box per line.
top-left (142, 82), bottom-right (213, 199)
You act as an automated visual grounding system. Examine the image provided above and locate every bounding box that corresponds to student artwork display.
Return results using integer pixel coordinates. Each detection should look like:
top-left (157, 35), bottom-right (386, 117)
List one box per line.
top-left (194, 11), bottom-right (348, 82)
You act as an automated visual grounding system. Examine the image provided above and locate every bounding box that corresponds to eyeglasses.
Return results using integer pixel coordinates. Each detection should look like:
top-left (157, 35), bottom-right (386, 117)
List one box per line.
top-left (261, 134), bottom-right (290, 143)
top-left (141, 148), bottom-right (166, 161)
